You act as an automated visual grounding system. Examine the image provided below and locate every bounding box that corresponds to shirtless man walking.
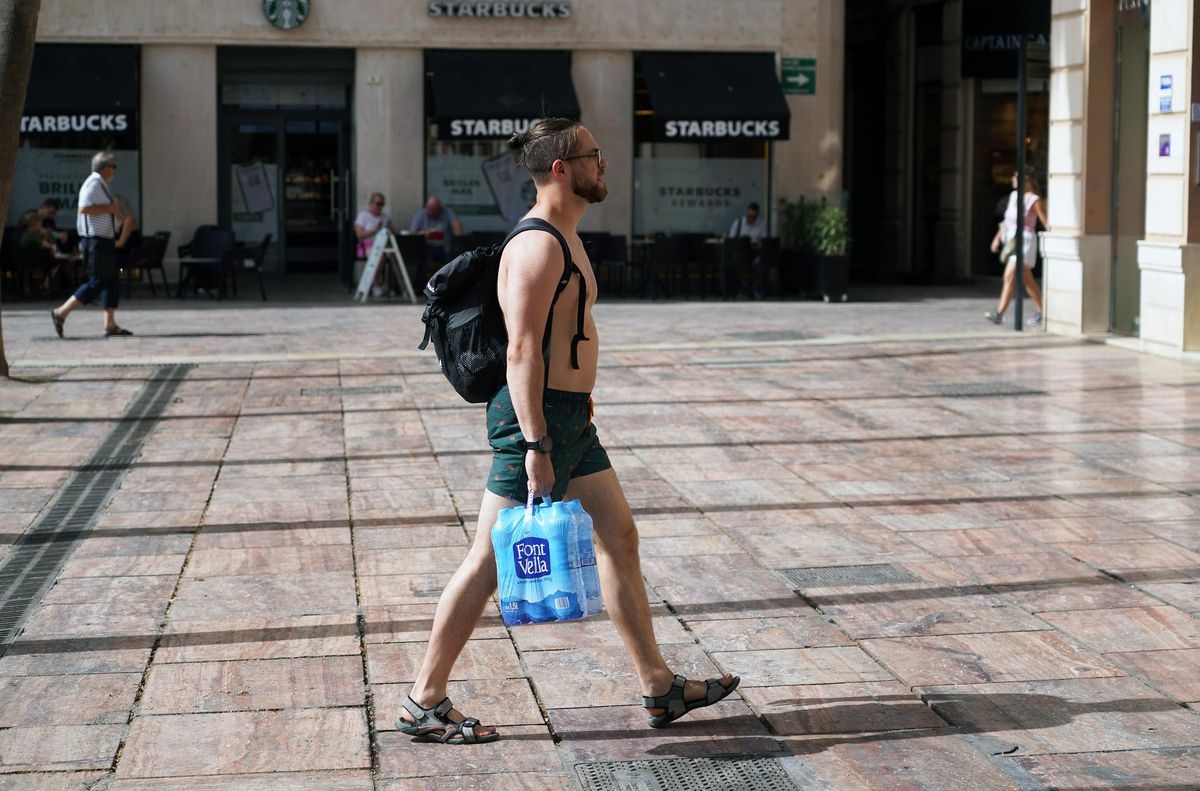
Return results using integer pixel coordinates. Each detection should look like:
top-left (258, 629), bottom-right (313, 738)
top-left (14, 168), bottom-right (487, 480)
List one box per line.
top-left (398, 118), bottom-right (739, 744)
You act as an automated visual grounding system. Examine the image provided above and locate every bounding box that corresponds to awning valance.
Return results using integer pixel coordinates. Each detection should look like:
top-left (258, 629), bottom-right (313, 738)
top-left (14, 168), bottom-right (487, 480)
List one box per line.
top-left (639, 52), bottom-right (790, 142)
top-left (427, 49), bottom-right (581, 140)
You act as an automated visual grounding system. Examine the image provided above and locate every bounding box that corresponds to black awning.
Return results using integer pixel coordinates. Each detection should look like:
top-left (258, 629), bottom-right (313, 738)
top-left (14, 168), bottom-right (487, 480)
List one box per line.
top-left (427, 50), bottom-right (580, 140)
top-left (639, 52), bottom-right (790, 142)
top-left (20, 44), bottom-right (140, 140)
top-left (24, 44), bottom-right (140, 114)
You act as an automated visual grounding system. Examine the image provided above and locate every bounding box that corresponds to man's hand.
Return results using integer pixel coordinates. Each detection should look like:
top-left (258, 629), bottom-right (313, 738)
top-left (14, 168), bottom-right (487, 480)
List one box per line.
top-left (990, 236), bottom-right (1001, 254)
top-left (526, 450), bottom-right (554, 501)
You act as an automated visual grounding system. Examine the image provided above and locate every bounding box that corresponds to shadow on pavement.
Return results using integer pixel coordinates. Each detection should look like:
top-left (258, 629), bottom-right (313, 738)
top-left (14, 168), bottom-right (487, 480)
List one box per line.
top-left (3, 564), bottom-right (1194, 657)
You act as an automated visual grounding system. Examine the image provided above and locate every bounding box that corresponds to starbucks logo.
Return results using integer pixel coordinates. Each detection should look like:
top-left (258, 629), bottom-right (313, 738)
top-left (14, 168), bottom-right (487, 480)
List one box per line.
top-left (263, 0), bottom-right (311, 30)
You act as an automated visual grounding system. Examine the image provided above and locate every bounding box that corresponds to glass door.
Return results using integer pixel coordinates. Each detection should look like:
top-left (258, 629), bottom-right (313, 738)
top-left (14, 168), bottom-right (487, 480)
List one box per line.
top-left (1111, 7), bottom-right (1150, 336)
top-left (227, 119), bottom-right (281, 271)
top-left (221, 112), bottom-right (351, 277)
top-left (283, 117), bottom-right (348, 274)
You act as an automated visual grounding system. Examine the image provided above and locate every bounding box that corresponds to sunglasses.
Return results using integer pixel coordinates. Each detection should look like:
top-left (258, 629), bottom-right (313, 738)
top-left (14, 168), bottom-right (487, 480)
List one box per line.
top-left (563, 148), bottom-right (604, 167)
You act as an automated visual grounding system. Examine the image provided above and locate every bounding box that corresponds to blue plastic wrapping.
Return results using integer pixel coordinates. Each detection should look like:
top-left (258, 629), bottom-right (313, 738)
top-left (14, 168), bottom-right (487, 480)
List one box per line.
top-left (491, 497), bottom-right (603, 627)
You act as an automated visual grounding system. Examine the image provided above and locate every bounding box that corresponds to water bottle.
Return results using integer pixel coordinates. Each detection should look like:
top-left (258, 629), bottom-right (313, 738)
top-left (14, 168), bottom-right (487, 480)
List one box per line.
top-left (564, 500), bottom-right (602, 617)
top-left (491, 495), bottom-right (603, 627)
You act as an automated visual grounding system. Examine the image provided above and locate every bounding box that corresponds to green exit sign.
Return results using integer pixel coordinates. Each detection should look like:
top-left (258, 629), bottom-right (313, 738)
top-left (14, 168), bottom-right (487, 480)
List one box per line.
top-left (782, 57), bottom-right (816, 95)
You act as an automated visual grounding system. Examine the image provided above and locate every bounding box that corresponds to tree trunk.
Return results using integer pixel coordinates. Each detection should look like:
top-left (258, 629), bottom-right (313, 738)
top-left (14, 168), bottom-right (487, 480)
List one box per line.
top-left (0, 0), bottom-right (42, 379)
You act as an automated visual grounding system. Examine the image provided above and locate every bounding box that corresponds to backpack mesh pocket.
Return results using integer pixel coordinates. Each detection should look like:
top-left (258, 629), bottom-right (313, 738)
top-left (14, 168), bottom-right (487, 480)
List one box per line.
top-left (446, 320), bottom-right (501, 377)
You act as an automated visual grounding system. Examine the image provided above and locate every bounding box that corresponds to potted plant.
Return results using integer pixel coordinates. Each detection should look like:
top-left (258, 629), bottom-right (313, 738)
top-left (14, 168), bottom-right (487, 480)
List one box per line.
top-left (778, 196), bottom-right (819, 296)
top-left (809, 201), bottom-right (850, 302)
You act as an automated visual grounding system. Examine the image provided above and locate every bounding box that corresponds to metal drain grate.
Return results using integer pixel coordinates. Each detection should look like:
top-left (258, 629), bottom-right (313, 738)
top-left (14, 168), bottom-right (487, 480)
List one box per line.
top-left (301, 385), bottom-right (404, 397)
top-left (930, 382), bottom-right (1046, 398)
top-left (778, 564), bottom-right (919, 588)
top-left (575, 757), bottom-right (798, 791)
top-left (0, 364), bottom-right (191, 648)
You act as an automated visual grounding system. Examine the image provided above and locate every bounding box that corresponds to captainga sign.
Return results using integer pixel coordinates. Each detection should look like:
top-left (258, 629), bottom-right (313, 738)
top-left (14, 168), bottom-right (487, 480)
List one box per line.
top-left (660, 119), bottom-right (786, 141)
top-left (263, 0), bottom-right (311, 30)
top-left (428, 2), bottom-right (572, 18)
top-left (961, 0), bottom-right (1049, 79)
top-left (21, 114), bottom-right (130, 134)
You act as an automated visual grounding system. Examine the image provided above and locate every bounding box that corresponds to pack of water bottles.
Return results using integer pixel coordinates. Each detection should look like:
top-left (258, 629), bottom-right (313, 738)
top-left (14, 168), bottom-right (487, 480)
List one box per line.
top-left (491, 497), bottom-right (603, 627)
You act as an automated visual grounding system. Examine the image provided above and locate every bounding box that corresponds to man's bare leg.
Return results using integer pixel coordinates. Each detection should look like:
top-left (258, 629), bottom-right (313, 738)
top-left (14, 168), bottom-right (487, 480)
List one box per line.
top-left (400, 490), bottom-right (518, 737)
top-left (563, 468), bottom-right (736, 715)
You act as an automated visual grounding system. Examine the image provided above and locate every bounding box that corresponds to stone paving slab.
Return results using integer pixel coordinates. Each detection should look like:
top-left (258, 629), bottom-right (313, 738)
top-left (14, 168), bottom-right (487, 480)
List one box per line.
top-left (920, 677), bottom-right (1200, 755)
top-left (3, 293), bottom-right (1200, 787)
top-left (116, 709), bottom-right (370, 778)
top-left (110, 770), bottom-right (376, 790)
top-left (1012, 747), bottom-right (1200, 790)
top-left (779, 728), bottom-right (1023, 789)
top-left (0, 724), bottom-right (126, 773)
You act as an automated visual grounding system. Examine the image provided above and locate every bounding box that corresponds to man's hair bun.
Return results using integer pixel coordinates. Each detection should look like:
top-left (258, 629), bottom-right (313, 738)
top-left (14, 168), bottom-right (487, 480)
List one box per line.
top-left (507, 132), bottom-right (528, 151)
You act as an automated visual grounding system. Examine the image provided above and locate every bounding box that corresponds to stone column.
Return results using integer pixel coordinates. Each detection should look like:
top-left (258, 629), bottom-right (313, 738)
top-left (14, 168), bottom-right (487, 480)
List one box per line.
top-left (572, 50), bottom-right (633, 239)
top-left (940, 0), bottom-right (972, 279)
top-left (777, 0), bottom-right (844, 205)
top-left (1137, 0), bottom-right (1199, 353)
top-left (141, 45), bottom-right (217, 282)
top-left (354, 48), bottom-right (424, 227)
top-left (1043, 0), bottom-right (1114, 337)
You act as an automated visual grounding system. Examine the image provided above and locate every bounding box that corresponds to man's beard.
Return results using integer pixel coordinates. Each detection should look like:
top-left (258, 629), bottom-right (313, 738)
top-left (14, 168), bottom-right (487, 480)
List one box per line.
top-left (572, 172), bottom-right (608, 204)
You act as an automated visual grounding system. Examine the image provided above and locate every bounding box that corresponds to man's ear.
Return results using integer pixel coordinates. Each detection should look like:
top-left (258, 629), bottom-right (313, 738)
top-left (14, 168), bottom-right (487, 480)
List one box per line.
top-left (550, 159), bottom-right (568, 178)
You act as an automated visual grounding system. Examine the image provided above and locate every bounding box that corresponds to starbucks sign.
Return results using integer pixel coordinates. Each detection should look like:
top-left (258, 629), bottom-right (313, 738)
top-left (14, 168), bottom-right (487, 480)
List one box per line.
top-left (263, 0), bottom-right (311, 30)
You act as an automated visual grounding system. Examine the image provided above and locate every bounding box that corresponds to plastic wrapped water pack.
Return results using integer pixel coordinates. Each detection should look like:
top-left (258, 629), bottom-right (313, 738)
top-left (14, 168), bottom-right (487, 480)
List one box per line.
top-left (492, 497), bottom-right (603, 626)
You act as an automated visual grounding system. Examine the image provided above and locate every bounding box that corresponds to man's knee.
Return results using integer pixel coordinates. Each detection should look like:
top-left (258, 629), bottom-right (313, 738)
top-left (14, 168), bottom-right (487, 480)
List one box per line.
top-left (596, 518), bottom-right (639, 561)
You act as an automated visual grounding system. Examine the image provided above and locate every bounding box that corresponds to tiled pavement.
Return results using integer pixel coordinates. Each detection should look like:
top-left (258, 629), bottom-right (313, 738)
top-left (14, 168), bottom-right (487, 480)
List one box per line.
top-left (0, 285), bottom-right (1198, 789)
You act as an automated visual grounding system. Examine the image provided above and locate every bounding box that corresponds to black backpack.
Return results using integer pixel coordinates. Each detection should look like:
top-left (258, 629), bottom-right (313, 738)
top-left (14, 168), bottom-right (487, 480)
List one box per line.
top-left (418, 217), bottom-right (588, 403)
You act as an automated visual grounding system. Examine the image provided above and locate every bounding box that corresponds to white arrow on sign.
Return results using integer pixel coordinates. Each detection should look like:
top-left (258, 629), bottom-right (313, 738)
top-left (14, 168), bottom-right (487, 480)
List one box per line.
top-left (786, 73), bottom-right (811, 87)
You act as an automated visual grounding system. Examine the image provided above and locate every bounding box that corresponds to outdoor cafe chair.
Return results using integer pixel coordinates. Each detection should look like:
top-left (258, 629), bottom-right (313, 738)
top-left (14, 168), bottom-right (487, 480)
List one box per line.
top-left (225, 233), bottom-right (272, 301)
top-left (125, 231), bottom-right (171, 298)
top-left (597, 234), bottom-right (632, 297)
top-left (174, 226), bottom-right (234, 299)
top-left (648, 234), bottom-right (687, 299)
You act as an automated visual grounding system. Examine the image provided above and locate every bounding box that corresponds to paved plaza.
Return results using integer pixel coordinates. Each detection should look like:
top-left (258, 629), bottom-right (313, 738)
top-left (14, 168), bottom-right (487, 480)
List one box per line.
top-left (0, 286), bottom-right (1198, 790)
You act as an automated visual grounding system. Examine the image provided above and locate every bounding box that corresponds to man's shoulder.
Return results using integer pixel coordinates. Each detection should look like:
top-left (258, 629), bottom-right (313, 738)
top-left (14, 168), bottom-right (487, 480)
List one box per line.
top-left (78, 174), bottom-right (104, 204)
top-left (501, 225), bottom-right (568, 276)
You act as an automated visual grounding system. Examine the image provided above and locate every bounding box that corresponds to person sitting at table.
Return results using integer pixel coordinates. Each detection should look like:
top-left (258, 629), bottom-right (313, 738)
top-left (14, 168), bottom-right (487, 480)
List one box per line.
top-left (410, 195), bottom-right (464, 273)
top-left (37, 198), bottom-right (69, 250)
top-left (18, 209), bottom-right (59, 296)
top-left (113, 195), bottom-right (141, 274)
top-left (727, 202), bottom-right (768, 299)
top-left (728, 202), bottom-right (768, 244)
top-left (354, 192), bottom-right (395, 297)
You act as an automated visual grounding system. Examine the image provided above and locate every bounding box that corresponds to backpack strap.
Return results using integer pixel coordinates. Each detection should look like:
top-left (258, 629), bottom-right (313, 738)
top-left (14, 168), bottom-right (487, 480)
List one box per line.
top-left (502, 218), bottom-right (588, 395)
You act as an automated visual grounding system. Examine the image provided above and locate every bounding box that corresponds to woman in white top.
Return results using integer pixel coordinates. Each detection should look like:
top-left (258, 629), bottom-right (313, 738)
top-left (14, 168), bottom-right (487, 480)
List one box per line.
top-left (354, 192), bottom-right (393, 296)
top-left (987, 169), bottom-right (1048, 326)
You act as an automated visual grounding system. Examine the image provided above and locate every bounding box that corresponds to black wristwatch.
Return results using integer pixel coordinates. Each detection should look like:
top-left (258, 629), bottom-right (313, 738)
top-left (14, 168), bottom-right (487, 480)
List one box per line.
top-left (522, 435), bottom-right (553, 454)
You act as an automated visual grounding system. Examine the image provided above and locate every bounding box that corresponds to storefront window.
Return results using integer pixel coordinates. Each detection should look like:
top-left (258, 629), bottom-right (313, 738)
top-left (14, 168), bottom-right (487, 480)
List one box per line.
top-left (9, 45), bottom-right (140, 232)
top-left (426, 135), bottom-right (536, 233)
top-left (633, 52), bottom-right (788, 237)
top-left (634, 140), bottom-right (769, 236)
top-left (424, 49), bottom-right (580, 234)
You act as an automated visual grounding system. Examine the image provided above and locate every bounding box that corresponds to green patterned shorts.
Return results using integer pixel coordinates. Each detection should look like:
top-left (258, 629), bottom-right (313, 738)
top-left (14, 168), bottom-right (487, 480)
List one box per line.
top-left (485, 385), bottom-right (612, 502)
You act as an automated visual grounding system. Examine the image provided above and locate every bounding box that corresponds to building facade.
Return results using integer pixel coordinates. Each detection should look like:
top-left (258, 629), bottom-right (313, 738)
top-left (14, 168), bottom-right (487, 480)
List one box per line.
top-left (844, 0), bottom-right (1050, 284)
top-left (18, 0), bottom-right (844, 283)
top-left (1043, 0), bottom-right (1199, 355)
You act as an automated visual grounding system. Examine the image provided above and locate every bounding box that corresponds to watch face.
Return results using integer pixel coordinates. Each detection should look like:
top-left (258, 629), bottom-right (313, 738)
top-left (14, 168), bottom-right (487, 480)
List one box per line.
top-left (263, 0), bottom-right (311, 30)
